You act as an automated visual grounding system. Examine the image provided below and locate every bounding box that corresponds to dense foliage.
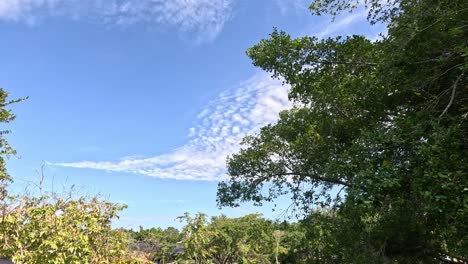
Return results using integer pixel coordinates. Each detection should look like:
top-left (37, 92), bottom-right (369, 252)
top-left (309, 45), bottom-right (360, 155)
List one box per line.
top-left (218, 0), bottom-right (467, 263)
top-left (177, 213), bottom-right (275, 264)
top-left (126, 225), bottom-right (182, 263)
top-left (128, 213), bottom-right (338, 264)
top-left (0, 192), bottom-right (138, 263)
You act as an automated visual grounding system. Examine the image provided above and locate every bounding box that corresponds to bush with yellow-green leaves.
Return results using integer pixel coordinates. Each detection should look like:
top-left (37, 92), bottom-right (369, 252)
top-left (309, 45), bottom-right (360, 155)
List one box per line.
top-left (0, 191), bottom-right (146, 264)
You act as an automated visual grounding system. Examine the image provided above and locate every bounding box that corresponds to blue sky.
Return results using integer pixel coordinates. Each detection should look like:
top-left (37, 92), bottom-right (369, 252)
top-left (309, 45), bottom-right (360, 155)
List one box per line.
top-left (1, 0), bottom-right (384, 229)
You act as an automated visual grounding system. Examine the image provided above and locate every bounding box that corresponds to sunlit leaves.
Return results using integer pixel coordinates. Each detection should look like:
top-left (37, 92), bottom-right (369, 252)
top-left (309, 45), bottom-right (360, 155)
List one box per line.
top-left (0, 191), bottom-right (140, 263)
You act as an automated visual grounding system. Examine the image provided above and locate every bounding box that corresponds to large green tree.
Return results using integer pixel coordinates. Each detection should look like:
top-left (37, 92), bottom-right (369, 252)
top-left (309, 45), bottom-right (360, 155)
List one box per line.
top-left (218, 0), bottom-right (467, 262)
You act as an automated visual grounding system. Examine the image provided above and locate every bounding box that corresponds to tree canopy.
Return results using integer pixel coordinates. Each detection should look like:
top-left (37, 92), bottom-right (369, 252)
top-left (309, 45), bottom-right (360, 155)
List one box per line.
top-left (218, 0), bottom-right (467, 262)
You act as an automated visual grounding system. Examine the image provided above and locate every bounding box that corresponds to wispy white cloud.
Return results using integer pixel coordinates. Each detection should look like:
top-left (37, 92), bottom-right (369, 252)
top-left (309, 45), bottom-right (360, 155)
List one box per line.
top-left (306, 2), bottom-right (389, 41)
top-left (274, 0), bottom-right (310, 15)
top-left (0, 0), bottom-right (234, 43)
top-left (53, 73), bottom-right (291, 181)
top-left (313, 9), bottom-right (367, 39)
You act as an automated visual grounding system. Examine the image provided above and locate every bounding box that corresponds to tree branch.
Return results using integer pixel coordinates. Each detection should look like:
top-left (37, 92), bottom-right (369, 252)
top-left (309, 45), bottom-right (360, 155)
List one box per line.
top-left (434, 254), bottom-right (468, 264)
top-left (267, 172), bottom-right (353, 188)
top-left (439, 73), bottom-right (464, 118)
top-left (305, 59), bottom-right (378, 67)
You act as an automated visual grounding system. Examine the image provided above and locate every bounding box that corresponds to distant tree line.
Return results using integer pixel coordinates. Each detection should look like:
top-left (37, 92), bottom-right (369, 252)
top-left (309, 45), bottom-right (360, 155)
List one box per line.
top-left (123, 212), bottom-right (346, 264)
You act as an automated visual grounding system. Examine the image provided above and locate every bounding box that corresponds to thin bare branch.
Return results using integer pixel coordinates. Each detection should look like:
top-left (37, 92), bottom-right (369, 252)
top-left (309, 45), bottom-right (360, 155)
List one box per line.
top-left (439, 73), bottom-right (464, 118)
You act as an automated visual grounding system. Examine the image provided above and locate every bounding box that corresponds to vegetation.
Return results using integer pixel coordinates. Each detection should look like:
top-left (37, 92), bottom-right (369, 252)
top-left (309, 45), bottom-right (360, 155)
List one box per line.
top-left (177, 213), bottom-right (275, 264)
top-left (217, 0), bottom-right (468, 262)
top-left (126, 213), bottom-right (345, 264)
top-left (0, 0), bottom-right (467, 263)
top-left (0, 89), bottom-right (25, 200)
top-left (0, 91), bottom-right (142, 263)
top-left (0, 191), bottom-right (137, 263)
top-left (126, 225), bottom-right (182, 263)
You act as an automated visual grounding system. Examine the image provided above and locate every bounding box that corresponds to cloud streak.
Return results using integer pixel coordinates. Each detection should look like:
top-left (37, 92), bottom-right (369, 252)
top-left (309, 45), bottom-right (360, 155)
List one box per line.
top-left (0, 0), bottom-right (234, 43)
top-left (53, 73), bottom-right (291, 181)
top-left (274, 0), bottom-right (310, 15)
top-left (313, 9), bottom-right (367, 39)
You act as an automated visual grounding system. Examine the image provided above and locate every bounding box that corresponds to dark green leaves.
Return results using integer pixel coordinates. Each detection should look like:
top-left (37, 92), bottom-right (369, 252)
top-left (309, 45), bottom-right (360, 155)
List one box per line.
top-left (218, 0), bottom-right (468, 262)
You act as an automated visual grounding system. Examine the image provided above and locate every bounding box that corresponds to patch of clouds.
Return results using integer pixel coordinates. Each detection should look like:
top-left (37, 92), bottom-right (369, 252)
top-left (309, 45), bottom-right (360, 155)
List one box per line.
top-left (0, 0), bottom-right (235, 43)
top-left (52, 73), bottom-right (291, 181)
top-left (368, 28), bottom-right (388, 42)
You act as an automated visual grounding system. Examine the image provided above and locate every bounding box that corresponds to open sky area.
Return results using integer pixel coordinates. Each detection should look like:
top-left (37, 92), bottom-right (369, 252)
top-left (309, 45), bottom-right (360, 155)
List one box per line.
top-left (1, 0), bottom-right (385, 229)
